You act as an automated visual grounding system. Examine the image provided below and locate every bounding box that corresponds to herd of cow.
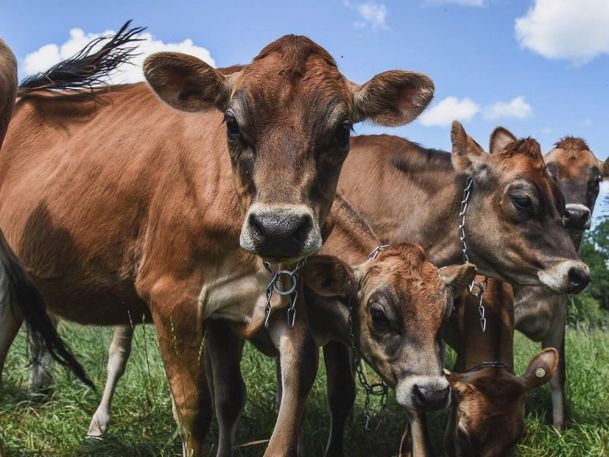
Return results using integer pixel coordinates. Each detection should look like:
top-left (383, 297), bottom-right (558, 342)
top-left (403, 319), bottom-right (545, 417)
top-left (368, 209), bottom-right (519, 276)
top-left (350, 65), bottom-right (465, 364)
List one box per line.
top-left (0, 22), bottom-right (605, 457)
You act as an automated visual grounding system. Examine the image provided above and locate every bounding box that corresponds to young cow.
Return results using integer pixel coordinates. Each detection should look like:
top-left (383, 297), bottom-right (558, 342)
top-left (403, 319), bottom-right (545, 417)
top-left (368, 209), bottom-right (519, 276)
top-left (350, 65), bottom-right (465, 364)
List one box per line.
top-left (204, 194), bottom-right (476, 457)
top-left (442, 278), bottom-right (559, 457)
top-left (514, 136), bottom-right (609, 429)
top-left (0, 29), bottom-right (434, 457)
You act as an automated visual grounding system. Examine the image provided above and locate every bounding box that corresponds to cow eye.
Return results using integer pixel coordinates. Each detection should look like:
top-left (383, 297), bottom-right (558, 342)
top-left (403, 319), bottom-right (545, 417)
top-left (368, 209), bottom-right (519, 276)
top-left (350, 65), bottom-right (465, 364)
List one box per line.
top-left (370, 304), bottom-right (389, 327)
top-left (335, 120), bottom-right (352, 148)
top-left (511, 195), bottom-right (531, 211)
top-left (225, 114), bottom-right (241, 140)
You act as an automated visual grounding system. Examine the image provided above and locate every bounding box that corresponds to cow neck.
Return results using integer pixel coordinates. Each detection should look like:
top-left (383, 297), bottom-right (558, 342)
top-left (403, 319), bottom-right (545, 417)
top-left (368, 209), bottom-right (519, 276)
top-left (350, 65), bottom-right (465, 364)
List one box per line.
top-left (456, 279), bottom-right (514, 372)
top-left (342, 137), bottom-right (467, 268)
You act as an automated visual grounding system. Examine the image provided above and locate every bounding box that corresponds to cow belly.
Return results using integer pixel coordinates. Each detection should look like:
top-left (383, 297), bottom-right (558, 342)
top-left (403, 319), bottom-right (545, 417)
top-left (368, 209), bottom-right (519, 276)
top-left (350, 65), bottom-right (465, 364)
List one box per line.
top-left (32, 275), bottom-right (149, 326)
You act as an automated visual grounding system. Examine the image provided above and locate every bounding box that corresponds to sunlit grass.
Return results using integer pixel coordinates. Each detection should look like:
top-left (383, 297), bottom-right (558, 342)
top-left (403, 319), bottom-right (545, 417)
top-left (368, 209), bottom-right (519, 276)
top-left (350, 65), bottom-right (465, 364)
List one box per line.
top-left (1, 325), bottom-right (608, 456)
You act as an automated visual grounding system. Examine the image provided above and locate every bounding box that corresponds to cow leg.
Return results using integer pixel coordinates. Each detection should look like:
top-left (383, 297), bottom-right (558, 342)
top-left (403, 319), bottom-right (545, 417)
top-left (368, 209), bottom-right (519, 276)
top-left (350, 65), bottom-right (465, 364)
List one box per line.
top-left (542, 302), bottom-right (568, 430)
top-left (0, 301), bottom-right (22, 381)
top-left (322, 341), bottom-right (355, 457)
top-left (205, 319), bottom-right (246, 457)
top-left (87, 325), bottom-right (134, 437)
top-left (399, 413), bottom-right (433, 457)
top-left (27, 314), bottom-right (58, 392)
top-left (266, 302), bottom-right (318, 457)
top-left (147, 284), bottom-right (213, 457)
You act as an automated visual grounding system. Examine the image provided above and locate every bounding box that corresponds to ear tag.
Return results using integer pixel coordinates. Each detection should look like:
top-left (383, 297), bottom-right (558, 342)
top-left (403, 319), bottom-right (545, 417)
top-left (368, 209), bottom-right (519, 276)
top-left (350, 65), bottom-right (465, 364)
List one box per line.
top-left (534, 367), bottom-right (546, 378)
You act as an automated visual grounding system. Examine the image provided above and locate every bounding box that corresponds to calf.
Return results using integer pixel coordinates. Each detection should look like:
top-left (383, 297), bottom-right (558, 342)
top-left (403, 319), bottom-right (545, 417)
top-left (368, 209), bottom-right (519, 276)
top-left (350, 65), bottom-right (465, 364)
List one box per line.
top-left (442, 278), bottom-right (558, 457)
top-left (205, 194), bottom-right (476, 457)
top-left (514, 137), bottom-right (609, 429)
top-left (0, 29), bottom-right (434, 456)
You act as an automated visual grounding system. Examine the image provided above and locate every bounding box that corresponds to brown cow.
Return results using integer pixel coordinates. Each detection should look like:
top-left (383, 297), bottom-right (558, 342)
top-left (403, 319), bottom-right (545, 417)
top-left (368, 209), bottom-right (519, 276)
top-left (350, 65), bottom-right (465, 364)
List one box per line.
top-left (514, 136), bottom-right (609, 430)
top-left (204, 194), bottom-right (476, 457)
top-left (338, 122), bottom-right (589, 292)
top-left (441, 277), bottom-right (559, 457)
top-left (0, 30), bottom-right (434, 456)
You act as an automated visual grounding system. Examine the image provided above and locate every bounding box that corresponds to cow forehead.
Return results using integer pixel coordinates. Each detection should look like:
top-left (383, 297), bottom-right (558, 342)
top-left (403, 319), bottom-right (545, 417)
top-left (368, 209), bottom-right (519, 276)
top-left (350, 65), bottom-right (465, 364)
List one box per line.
top-left (233, 43), bottom-right (352, 121)
top-left (546, 148), bottom-right (599, 179)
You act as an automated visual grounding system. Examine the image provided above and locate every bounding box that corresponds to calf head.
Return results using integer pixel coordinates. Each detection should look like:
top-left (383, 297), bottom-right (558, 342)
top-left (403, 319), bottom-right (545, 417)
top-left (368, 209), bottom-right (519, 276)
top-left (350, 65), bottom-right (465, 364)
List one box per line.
top-left (144, 35), bottom-right (434, 261)
top-left (304, 244), bottom-right (475, 414)
top-left (545, 137), bottom-right (609, 235)
top-left (445, 348), bottom-right (559, 457)
top-left (451, 121), bottom-right (590, 293)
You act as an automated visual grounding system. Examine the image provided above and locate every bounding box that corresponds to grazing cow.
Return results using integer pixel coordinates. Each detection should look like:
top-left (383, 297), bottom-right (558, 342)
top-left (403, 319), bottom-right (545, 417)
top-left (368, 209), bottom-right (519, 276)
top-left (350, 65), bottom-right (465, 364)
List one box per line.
top-left (514, 137), bottom-right (609, 429)
top-left (0, 39), bottom-right (90, 387)
top-left (0, 28), bottom-right (434, 456)
top-left (441, 277), bottom-right (559, 457)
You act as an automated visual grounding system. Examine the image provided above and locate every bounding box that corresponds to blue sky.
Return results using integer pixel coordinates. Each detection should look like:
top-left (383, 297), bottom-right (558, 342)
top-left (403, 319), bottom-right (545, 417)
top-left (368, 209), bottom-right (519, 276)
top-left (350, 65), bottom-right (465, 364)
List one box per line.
top-left (1, 0), bottom-right (608, 158)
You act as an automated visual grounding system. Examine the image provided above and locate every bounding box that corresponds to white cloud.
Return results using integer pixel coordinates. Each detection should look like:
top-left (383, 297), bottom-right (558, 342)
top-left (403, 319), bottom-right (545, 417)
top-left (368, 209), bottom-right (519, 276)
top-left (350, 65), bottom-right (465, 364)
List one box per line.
top-left (423, 0), bottom-right (485, 7)
top-left (515, 0), bottom-right (609, 64)
top-left (419, 96), bottom-right (480, 127)
top-left (344, 1), bottom-right (388, 30)
top-left (484, 96), bottom-right (532, 120)
top-left (23, 27), bottom-right (215, 84)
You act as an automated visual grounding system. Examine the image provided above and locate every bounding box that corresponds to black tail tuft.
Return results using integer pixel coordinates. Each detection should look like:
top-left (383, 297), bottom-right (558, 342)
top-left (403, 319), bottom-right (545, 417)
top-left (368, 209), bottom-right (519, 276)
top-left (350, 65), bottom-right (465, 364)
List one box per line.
top-left (0, 233), bottom-right (94, 388)
top-left (19, 20), bottom-right (145, 95)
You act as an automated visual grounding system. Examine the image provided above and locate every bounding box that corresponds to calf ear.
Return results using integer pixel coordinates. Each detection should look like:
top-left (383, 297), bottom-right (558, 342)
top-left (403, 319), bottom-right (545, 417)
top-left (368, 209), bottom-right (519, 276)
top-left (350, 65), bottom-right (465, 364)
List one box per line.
top-left (521, 348), bottom-right (559, 390)
top-left (451, 121), bottom-right (488, 174)
top-left (303, 255), bottom-right (356, 298)
top-left (489, 126), bottom-right (517, 154)
top-left (144, 52), bottom-right (234, 112)
top-left (352, 71), bottom-right (434, 126)
top-left (438, 263), bottom-right (477, 295)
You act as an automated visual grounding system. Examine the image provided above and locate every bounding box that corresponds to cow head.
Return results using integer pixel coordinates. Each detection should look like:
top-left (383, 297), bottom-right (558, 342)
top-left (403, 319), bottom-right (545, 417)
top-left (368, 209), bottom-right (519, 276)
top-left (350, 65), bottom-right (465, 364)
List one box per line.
top-left (445, 348), bottom-right (558, 457)
top-left (304, 244), bottom-right (475, 413)
top-left (144, 35), bottom-right (434, 262)
top-left (451, 121), bottom-right (590, 293)
top-left (545, 137), bottom-right (609, 236)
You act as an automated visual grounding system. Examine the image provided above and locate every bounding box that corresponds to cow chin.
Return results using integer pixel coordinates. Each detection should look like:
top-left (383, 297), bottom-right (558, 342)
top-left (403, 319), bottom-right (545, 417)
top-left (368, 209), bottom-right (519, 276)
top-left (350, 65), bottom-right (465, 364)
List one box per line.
top-left (537, 260), bottom-right (590, 294)
top-left (395, 375), bottom-right (451, 413)
top-left (239, 203), bottom-right (322, 261)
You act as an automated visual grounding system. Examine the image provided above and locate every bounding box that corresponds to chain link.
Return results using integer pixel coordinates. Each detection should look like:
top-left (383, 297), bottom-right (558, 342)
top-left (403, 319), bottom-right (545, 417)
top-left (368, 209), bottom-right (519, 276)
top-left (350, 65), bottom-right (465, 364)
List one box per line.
top-left (346, 245), bottom-right (390, 431)
top-left (263, 258), bottom-right (306, 329)
top-left (459, 176), bottom-right (488, 333)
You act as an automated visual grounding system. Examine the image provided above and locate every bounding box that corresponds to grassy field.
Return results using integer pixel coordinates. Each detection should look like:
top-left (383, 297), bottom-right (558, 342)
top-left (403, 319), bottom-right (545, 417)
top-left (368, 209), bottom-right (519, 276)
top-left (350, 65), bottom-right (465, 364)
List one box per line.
top-left (1, 324), bottom-right (608, 457)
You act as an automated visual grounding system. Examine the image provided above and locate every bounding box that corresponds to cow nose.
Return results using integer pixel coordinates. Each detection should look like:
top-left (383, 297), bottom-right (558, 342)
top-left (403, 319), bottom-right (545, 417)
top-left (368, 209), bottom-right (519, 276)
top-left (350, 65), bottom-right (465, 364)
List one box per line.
top-left (412, 384), bottom-right (451, 412)
top-left (564, 204), bottom-right (591, 230)
top-left (248, 211), bottom-right (313, 258)
top-left (566, 266), bottom-right (590, 294)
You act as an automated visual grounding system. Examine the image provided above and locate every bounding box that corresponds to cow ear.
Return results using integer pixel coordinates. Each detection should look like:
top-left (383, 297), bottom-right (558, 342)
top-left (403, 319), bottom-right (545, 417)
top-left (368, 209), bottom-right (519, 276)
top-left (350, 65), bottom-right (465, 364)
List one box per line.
top-left (451, 121), bottom-right (489, 177)
top-left (438, 263), bottom-right (477, 295)
top-left (303, 255), bottom-right (356, 298)
top-left (144, 52), bottom-right (234, 113)
top-left (601, 157), bottom-right (609, 178)
top-left (489, 126), bottom-right (517, 154)
top-left (351, 71), bottom-right (434, 126)
top-left (521, 348), bottom-right (559, 390)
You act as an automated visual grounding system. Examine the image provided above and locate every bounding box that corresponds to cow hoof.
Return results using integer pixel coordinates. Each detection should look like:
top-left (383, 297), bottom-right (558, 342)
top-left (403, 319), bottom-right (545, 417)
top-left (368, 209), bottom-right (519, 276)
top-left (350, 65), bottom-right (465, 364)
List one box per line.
top-left (87, 414), bottom-right (110, 438)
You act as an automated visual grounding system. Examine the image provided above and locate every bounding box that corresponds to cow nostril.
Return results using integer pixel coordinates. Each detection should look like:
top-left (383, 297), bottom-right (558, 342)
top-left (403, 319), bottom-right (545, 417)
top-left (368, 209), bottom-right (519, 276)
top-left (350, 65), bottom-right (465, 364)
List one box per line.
top-left (567, 267), bottom-right (590, 293)
top-left (413, 384), bottom-right (450, 412)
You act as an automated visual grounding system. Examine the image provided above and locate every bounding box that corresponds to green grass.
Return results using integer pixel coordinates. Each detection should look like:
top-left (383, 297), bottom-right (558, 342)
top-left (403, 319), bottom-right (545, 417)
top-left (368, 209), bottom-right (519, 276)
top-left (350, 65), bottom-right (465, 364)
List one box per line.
top-left (1, 325), bottom-right (608, 457)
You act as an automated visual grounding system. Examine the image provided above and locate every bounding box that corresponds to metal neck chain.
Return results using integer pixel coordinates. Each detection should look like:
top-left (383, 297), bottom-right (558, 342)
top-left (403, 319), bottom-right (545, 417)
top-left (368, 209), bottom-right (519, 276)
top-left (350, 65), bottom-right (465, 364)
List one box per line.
top-left (347, 245), bottom-right (390, 431)
top-left (459, 176), bottom-right (487, 333)
top-left (263, 258), bottom-right (306, 329)
top-left (464, 361), bottom-right (515, 375)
